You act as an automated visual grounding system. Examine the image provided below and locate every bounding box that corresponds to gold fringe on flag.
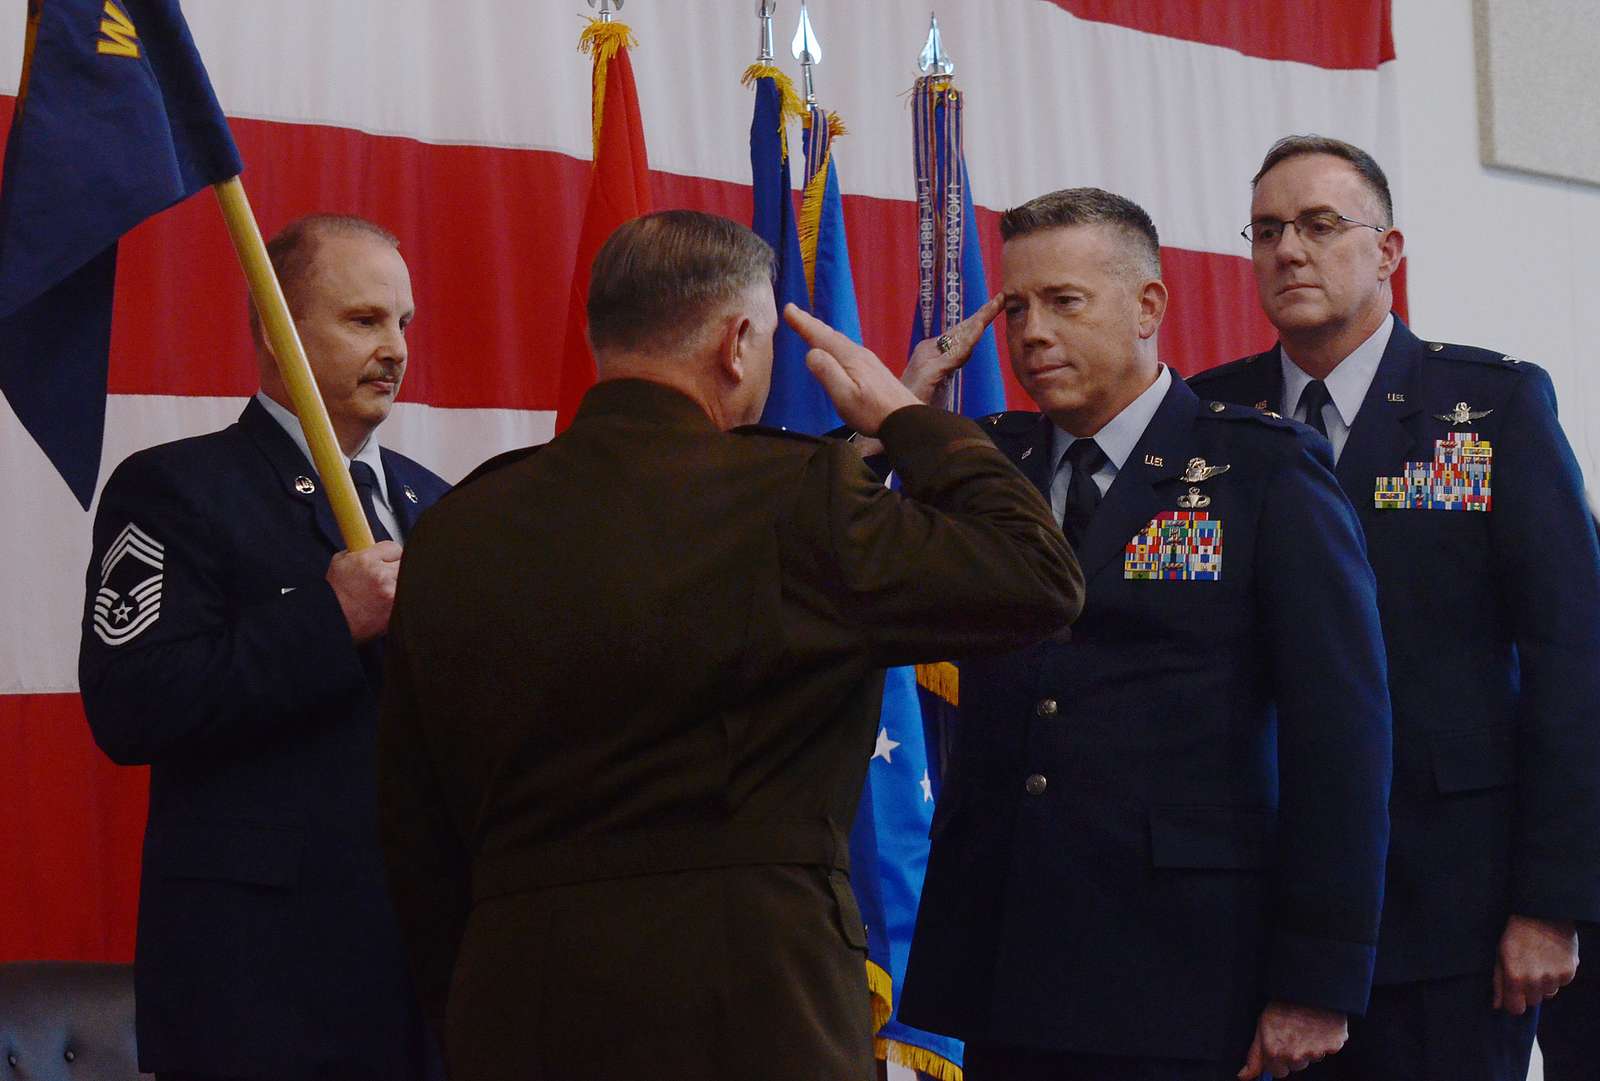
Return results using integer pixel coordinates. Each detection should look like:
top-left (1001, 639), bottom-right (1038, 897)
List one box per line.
top-left (796, 156), bottom-right (828, 300)
top-left (741, 63), bottom-right (807, 157)
top-left (796, 113), bottom-right (848, 301)
top-left (578, 19), bottom-right (638, 158)
top-left (865, 957), bottom-right (893, 1035)
top-left (915, 661), bottom-right (960, 707)
top-left (876, 1037), bottom-right (965, 1081)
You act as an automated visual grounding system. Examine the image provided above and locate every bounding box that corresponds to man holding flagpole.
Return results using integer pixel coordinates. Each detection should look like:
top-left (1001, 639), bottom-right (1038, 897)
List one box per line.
top-left (79, 214), bottom-right (448, 1081)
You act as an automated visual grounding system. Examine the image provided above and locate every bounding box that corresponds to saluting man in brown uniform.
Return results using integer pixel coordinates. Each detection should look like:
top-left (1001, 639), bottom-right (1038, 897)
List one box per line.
top-left (376, 210), bottom-right (1085, 1080)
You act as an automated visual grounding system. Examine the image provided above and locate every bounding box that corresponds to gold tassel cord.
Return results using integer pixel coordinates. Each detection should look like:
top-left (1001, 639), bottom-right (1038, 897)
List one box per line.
top-left (579, 19), bottom-right (638, 158)
top-left (865, 959), bottom-right (893, 1035)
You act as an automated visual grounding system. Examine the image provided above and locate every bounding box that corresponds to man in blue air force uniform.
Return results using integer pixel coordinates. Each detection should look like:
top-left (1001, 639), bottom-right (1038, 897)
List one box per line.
top-left (1190, 136), bottom-right (1600, 1081)
top-left (78, 215), bottom-right (447, 1081)
top-left (895, 189), bottom-right (1393, 1080)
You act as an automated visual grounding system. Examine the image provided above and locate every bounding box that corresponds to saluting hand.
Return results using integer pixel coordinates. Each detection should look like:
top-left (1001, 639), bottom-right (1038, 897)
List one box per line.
top-left (327, 541), bottom-right (403, 643)
top-left (1494, 913), bottom-right (1578, 1015)
top-left (1237, 1001), bottom-right (1347, 1079)
top-left (902, 293), bottom-right (1006, 405)
top-left (784, 304), bottom-right (920, 436)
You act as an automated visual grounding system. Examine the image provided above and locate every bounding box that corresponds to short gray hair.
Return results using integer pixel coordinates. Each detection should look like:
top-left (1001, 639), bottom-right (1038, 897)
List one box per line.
top-left (1253, 135), bottom-right (1394, 226)
top-left (999, 188), bottom-right (1162, 279)
top-left (587, 211), bottom-right (776, 354)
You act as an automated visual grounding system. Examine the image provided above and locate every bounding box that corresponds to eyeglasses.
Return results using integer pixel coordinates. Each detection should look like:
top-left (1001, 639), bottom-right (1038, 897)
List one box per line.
top-left (1240, 210), bottom-right (1386, 248)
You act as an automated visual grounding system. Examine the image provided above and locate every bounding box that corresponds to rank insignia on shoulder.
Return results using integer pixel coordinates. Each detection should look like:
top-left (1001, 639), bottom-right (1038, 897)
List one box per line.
top-left (1181, 457), bottom-right (1230, 484)
top-left (403, 484), bottom-right (418, 503)
top-left (92, 523), bottom-right (165, 646)
top-left (1020, 446), bottom-right (1033, 460)
top-left (1436, 401), bottom-right (1493, 426)
top-left (1125, 511), bottom-right (1223, 581)
top-left (1374, 432), bottom-right (1492, 512)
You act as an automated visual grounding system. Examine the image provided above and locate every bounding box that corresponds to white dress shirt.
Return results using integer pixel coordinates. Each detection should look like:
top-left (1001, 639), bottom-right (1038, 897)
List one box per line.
top-left (1279, 313), bottom-right (1393, 464)
top-left (254, 391), bottom-right (403, 542)
top-left (1048, 364), bottom-right (1172, 522)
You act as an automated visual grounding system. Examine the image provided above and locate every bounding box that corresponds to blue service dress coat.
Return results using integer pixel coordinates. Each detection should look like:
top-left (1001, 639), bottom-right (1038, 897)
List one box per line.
top-left (899, 376), bottom-right (1394, 1064)
top-left (78, 398), bottom-right (449, 1080)
top-left (1190, 319), bottom-right (1600, 985)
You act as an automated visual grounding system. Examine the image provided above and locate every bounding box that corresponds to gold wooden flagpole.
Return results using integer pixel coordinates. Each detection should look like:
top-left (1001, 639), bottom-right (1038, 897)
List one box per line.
top-left (212, 176), bottom-right (375, 550)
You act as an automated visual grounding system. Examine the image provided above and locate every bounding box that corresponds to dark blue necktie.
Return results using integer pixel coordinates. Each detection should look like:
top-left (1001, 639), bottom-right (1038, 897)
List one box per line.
top-left (1061, 439), bottom-right (1107, 549)
top-left (348, 460), bottom-right (393, 544)
top-left (1296, 379), bottom-right (1332, 439)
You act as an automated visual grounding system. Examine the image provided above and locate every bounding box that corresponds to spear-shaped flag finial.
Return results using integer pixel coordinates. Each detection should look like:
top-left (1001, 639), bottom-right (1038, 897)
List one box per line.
top-left (918, 12), bottom-right (954, 76)
top-left (586, 0), bottom-right (623, 23)
top-left (791, 2), bottom-right (821, 105)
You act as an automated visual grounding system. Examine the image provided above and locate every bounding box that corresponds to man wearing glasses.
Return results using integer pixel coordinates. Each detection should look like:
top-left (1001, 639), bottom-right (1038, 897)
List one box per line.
top-left (1191, 135), bottom-right (1600, 1081)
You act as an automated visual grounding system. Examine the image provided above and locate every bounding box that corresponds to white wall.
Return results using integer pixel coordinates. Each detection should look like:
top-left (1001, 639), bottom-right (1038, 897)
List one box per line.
top-left (1393, 0), bottom-right (1600, 512)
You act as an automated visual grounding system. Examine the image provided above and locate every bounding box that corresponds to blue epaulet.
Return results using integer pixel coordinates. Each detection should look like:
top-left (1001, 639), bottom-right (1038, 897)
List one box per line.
top-left (1196, 398), bottom-right (1299, 433)
top-left (977, 410), bottom-right (1041, 437)
top-left (1420, 340), bottom-right (1530, 371)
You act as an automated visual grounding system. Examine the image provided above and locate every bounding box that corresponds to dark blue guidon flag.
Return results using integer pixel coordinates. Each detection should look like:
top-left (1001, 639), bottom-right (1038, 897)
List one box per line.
top-left (0, 0), bottom-right (241, 508)
top-left (742, 63), bottom-right (825, 432)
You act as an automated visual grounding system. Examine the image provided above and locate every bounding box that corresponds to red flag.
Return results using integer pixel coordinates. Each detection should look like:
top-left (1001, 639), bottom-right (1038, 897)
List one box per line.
top-left (555, 21), bottom-right (652, 433)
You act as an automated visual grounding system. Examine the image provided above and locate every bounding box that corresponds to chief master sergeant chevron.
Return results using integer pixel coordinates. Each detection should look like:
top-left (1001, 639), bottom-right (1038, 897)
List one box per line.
top-left (1190, 135), bottom-right (1600, 1081)
top-left (896, 188), bottom-right (1394, 1081)
top-left (78, 215), bottom-right (447, 1081)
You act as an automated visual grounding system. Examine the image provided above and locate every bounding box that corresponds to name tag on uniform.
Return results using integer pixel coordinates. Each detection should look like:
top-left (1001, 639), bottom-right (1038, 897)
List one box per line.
top-left (1125, 512), bottom-right (1223, 581)
top-left (1374, 432), bottom-right (1492, 512)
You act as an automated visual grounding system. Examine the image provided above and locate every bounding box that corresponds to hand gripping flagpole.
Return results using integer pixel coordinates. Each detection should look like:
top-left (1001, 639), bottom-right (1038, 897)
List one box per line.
top-left (212, 178), bottom-right (376, 550)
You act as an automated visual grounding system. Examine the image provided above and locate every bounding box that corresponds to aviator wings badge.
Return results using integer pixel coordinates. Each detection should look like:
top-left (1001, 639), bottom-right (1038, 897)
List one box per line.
top-left (1436, 401), bottom-right (1493, 426)
top-left (1180, 457), bottom-right (1230, 483)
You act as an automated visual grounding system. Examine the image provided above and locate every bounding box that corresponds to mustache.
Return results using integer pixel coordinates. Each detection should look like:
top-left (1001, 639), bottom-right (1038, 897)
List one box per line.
top-left (361, 363), bottom-right (404, 383)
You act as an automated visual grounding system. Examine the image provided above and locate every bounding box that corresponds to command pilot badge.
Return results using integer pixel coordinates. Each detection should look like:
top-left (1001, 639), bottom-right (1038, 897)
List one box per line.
top-left (1435, 401), bottom-right (1493, 426)
top-left (92, 523), bottom-right (165, 646)
top-left (1180, 457), bottom-right (1230, 484)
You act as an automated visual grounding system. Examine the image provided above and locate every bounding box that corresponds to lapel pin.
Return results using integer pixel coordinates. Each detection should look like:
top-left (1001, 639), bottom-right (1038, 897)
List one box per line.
top-left (1436, 401), bottom-right (1492, 426)
top-left (1177, 486), bottom-right (1211, 509)
top-left (1143, 454), bottom-right (1164, 467)
top-left (1180, 457), bottom-right (1230, 484)
top-left (294, 475), bottom-right (316, 495)
top-left (403, 485), bottom-right (418, 503)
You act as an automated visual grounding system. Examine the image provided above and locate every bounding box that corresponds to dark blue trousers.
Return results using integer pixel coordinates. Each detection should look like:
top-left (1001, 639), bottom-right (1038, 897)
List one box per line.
top-left (964, 1042), bottom-right (1241, 1081)
top-left (1301, 972), bottom-right (1538, 1081)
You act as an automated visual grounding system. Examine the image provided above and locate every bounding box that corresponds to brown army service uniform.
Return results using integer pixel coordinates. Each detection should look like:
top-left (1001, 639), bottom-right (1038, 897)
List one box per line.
top-left (378, 378), bottom-right (1082, 1080)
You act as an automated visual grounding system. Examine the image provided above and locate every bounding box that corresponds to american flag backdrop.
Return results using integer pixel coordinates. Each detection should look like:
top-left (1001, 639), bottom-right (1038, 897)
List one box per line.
top-left (0, 0), bottom-right (1401, 980)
